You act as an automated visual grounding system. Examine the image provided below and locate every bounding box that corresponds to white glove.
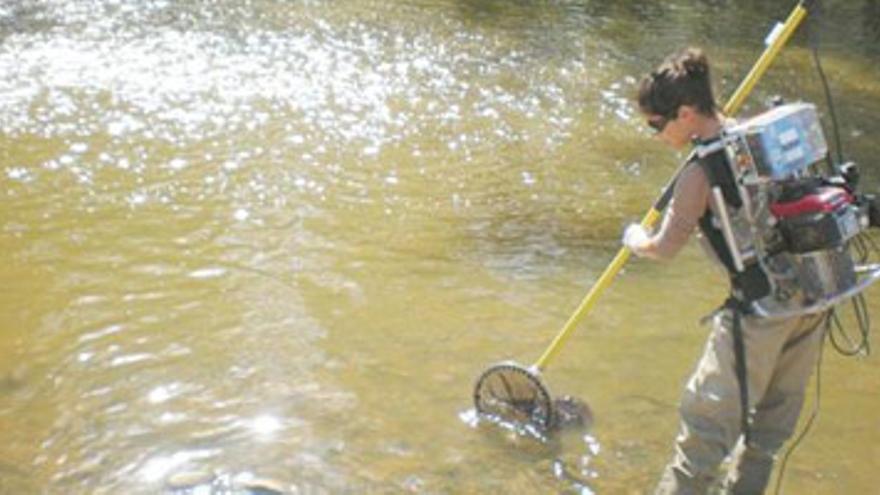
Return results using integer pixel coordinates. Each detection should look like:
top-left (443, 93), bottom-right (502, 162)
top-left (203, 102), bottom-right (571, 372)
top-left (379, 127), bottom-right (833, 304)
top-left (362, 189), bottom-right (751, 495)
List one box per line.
top-left (622, 223), bottom-right (650, 254)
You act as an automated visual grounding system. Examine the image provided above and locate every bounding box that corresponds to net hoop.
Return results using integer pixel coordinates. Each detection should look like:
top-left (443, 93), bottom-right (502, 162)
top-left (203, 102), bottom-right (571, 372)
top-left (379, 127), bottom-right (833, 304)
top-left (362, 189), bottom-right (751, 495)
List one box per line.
top-left (473, 361), bottom-right (556, 432)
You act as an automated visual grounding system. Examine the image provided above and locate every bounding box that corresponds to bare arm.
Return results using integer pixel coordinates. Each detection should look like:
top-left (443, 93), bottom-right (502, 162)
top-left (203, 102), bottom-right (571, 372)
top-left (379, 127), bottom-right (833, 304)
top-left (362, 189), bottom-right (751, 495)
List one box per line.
top-left (631, 163), bottom-right (710, 260)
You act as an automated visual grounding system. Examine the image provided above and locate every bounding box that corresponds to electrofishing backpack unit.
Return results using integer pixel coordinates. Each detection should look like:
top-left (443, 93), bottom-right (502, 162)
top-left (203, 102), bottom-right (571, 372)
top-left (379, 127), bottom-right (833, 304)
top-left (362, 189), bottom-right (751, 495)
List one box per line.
top-left (695, 101), bottom-right (880, 318)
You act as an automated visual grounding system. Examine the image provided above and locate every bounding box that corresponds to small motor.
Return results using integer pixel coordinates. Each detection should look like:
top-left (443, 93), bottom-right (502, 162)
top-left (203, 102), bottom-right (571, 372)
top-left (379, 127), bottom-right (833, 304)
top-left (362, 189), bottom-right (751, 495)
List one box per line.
top-left (770, 184), bottom-right (861, 254)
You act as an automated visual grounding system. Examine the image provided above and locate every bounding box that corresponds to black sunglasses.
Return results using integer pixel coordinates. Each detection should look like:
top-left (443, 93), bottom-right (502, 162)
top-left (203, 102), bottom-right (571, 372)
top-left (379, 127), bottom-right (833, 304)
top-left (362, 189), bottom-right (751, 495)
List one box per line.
top-left (646, 109), bottom-right (678, 134)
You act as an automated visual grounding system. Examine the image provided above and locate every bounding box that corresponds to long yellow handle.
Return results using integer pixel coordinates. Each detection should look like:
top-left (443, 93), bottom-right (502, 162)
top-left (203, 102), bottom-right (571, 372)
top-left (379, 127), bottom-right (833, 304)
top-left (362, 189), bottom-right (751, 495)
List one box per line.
top-left (533, 1), bottom-right (811, 371)
top-left (534, 208), bottom-right (662, 369)
top-left (724, 4), bottom-right (809, 116)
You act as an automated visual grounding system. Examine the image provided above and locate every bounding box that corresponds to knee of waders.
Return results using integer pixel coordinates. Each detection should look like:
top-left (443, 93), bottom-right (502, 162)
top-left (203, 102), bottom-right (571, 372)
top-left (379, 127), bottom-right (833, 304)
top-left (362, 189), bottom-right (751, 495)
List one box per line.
top-left (678, 387), bottom-right (743, 461)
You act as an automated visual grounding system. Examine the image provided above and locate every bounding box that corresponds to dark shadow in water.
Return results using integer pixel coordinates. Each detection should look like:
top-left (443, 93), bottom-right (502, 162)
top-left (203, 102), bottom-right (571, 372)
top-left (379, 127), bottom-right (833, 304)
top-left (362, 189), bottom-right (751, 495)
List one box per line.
top-left (865, 0), bottom-right (880, 44)
top-left (452, 0), bottom-right (668, 28)
top-left (451, 0), bottom-right (880, 61)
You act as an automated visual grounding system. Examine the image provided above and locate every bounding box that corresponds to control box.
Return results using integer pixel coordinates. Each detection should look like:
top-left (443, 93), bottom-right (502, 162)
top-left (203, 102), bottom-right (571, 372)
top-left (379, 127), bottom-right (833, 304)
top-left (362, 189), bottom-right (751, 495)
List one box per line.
top-left (726, 102), bottom-right (828, 179)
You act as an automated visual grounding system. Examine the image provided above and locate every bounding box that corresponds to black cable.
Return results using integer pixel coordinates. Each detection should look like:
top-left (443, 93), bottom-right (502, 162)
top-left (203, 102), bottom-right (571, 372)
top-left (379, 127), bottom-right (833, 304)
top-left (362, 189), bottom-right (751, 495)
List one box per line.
top-left (809, 0), bottom-right (875, 359)
top-left (772, 285), bottom-right (872, 495)
top-left (806, 0), bottom-right (845, 165)
top-left (773, 6), bottom-right (875, 493)
top-left (824, 237), bottom-right (875, 357)
top-left (773, 313), bottom-right (829, 495)
top-left (856, 232), bottom-right (880, 262)
top-left (827, 308), bottom-right (854, 355)
top-left (853, 293), bottom-right (871, 355)
top-left (828, 298), bottom-right (871, 357)
top-left (852, 236), bottom-right (868, 263)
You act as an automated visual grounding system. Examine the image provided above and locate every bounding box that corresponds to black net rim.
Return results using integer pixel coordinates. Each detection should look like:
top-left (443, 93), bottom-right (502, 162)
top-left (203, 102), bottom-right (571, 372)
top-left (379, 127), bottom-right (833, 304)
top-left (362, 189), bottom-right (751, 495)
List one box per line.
top-left (472, 361), bottom-right (556, 432)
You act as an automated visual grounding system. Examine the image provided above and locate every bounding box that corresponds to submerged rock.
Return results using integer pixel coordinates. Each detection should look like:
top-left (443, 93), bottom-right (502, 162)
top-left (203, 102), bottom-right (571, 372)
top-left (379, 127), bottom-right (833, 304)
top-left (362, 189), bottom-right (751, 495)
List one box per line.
top-left (165, 470), bottom-right (216, 490)
top-left (1, 364), bottom-right (28, 392)
top-left (234, 476), bottom-right (288, 495)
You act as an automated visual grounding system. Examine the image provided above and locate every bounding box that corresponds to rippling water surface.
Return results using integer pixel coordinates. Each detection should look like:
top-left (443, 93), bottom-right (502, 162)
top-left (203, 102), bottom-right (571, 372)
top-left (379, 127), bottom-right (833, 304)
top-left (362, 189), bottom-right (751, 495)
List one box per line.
top-left (2, 0), bottom-right (879, 493)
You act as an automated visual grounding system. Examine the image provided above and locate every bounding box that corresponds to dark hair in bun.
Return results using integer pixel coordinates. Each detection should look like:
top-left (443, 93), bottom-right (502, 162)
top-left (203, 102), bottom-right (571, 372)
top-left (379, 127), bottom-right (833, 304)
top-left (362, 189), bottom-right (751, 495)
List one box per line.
top-left (637, 47), bottom-right (717, 118)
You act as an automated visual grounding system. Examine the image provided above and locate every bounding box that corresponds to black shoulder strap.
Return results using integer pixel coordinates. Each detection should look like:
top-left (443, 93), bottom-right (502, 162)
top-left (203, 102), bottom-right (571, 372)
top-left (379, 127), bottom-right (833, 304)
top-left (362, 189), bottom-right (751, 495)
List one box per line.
top-left (698, 211), bottom-right (737, 273)
top-left (698, 144), bottom-right (742, 209)
top-left (695, 146), bottom-right (772, 304)
top-left (725, 297), bottom-right (752, 446)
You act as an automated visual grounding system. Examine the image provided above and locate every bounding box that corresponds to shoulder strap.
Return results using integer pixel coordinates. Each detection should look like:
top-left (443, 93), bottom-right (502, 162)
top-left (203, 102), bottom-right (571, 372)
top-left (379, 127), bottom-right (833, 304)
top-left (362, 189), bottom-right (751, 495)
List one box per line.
top-left (697, 143), bottom-right (742, 209)
top-left (694, 147), bottom-right (772, 304)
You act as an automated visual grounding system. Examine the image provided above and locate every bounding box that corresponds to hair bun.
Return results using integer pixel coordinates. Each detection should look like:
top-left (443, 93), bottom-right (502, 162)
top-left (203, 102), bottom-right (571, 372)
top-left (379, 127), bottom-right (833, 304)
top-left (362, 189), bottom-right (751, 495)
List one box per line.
top-left (679, 48), bottom-right (709, 77)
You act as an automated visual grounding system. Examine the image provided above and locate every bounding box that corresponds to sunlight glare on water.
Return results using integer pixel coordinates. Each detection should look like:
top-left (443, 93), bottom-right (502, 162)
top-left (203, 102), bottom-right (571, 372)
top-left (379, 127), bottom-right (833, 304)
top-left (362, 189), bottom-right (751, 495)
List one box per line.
top-left (1, 0), bottom-right (879, 493)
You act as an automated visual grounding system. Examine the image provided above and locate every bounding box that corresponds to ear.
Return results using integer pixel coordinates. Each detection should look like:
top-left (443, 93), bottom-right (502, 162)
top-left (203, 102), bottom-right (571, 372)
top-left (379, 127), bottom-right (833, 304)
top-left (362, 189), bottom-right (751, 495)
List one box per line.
top-left (677, 105), bottom-right (697, 122)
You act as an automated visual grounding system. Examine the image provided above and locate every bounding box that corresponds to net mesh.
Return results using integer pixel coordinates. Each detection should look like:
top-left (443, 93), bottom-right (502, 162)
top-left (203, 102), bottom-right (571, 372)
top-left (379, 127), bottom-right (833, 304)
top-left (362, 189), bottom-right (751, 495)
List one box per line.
top-left (473, 362), bottom-right (555, 432)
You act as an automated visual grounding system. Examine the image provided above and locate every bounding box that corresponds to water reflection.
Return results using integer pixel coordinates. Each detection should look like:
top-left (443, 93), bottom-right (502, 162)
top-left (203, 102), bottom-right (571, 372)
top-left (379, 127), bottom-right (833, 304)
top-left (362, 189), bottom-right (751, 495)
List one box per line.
top-left (1, 0), bottom-right (879, 493)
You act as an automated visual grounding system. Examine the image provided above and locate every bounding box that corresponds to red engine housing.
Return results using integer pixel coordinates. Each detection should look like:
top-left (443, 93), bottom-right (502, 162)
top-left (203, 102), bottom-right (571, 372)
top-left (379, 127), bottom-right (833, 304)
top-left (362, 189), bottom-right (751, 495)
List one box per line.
top-left (770, 186), bottom-right (853, 219)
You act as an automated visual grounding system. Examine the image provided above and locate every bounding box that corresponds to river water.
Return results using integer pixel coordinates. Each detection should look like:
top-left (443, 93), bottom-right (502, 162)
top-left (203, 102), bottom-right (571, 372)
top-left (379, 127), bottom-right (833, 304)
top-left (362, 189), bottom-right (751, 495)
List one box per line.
top-left (1, 0), bottom-right (879, 493)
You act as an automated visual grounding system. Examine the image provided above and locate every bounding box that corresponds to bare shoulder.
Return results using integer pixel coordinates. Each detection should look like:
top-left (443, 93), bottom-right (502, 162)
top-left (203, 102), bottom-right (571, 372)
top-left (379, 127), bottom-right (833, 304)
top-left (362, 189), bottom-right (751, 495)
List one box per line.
top-left (674, 160), bottom-right (710, 198)
top-left (679, 160), bottom-right (708, 186)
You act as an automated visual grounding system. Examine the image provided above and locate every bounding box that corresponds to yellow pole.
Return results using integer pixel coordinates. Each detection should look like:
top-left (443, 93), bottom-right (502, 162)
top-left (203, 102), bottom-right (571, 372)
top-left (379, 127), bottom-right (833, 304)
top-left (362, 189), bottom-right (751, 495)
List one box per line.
top-left (534, 208), bottom-right (661, 369)
top-left (533, 2), bottom-right (811, 371)
top-left (724, 4), bottom-right (809, 116)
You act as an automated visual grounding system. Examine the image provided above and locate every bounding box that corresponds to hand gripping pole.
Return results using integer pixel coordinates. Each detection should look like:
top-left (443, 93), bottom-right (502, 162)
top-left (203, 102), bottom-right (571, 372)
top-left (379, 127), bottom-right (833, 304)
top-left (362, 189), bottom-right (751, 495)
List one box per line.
top-left (533, 0), bottom-right (813, 371)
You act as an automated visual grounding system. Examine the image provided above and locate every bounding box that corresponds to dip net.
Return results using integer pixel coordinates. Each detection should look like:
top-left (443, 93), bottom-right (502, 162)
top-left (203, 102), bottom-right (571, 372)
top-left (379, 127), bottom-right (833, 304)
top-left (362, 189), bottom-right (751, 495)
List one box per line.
top-left (473, 362), bottom-right (555, 433)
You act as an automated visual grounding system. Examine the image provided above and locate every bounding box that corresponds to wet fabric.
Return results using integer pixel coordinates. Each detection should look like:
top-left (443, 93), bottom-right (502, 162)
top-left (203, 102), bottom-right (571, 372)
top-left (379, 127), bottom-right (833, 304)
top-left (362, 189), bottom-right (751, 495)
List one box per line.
top-left (654, 309), bottom-right (824, 495)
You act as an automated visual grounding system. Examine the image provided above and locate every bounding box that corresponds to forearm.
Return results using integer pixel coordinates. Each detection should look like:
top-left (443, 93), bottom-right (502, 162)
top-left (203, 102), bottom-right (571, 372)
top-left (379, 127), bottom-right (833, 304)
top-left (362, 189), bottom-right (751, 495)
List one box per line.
top-left (625, 163), bottom-right (707, 260)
